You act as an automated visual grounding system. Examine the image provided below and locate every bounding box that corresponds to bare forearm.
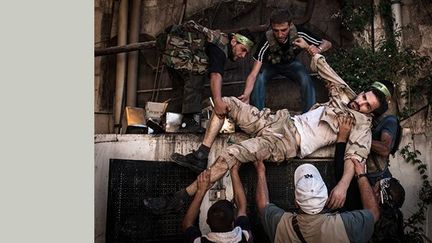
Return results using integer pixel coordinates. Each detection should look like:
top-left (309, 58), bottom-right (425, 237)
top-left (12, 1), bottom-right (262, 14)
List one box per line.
top-left (318, 39), bottom-right (332, 53)
top-left (243, 74), bottom-right (257, 96)
top-left (255, 169), bottom-right (269, 218)
top-left (337, 159), bottom-right (355, 190)
top-left (210, 73), bottom-right (223, 103)
top-left (357, 177), bottom-right (380, 222)
top-left (243, 61), bottom-right (262, 96)
top-left (231, 171), bottom-right (247, 216)
top-left (371, 140), bottom-right (391, 157)
top-left (182, 191), bottom-right (206, 231)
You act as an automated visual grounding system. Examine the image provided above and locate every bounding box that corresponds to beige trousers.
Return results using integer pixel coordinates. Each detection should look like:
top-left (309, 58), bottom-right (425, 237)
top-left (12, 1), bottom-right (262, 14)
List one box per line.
top-left (220, 97), bottom-right (299, 168)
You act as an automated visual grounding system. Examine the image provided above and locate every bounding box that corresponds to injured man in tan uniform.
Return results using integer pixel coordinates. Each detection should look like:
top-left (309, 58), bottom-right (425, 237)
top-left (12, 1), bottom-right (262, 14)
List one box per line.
top-left (144, 37), bottom-right (393, 214)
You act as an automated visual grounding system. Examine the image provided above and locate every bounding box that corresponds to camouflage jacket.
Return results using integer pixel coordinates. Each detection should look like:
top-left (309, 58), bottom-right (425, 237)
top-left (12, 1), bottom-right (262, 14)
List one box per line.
top-left (158, 20), bottom-right (229, 74)
top-left (265, 24), bottom-right (299, 64)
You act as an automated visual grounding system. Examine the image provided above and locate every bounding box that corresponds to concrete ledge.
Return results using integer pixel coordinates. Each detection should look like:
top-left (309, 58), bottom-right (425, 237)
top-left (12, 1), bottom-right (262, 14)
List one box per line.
top-left (94, 133), bottom-right (336, 242)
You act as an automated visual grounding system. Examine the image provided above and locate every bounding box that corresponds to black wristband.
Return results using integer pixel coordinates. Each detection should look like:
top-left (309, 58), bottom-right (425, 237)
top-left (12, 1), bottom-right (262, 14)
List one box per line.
top-left (356, 173), bottom-right (367, 180)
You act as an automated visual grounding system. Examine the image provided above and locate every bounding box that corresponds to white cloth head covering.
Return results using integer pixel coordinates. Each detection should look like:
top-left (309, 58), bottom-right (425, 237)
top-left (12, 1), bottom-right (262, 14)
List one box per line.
top-left (294, 163), bottom-right (328, 214)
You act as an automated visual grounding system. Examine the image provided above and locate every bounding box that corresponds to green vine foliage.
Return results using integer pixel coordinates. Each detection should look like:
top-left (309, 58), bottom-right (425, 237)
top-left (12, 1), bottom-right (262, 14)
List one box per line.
top-left (339, 0), bottom-right (373, 32)
top-left (377, 0), bottom-right (396, 46)
top-left (399, 143), bottom-right (432, 243)
top-left (327, 41), bottom-right (430, 97)
top-left (332, 2), bottom-right (432, 241)
top-left (335, 0), bottom-right (432, 118)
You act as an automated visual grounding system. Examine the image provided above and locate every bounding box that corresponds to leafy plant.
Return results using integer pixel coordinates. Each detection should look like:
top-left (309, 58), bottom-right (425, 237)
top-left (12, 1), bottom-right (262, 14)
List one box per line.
top-left (327, 39), bottom-right (430, 119)
top-left (399, 144), bottom-right (432, 243)
top-left (332, 1), bottom-right (432, 242)
top-left (339, 0), bottom-right (373, 31)
top-left (330, 1), bottom-right (431, 117)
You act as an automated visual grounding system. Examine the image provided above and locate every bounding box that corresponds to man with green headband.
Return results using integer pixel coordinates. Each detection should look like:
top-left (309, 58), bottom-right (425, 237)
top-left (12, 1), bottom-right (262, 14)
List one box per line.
top-left (156, 20), bottom-right (255, 133)
top-left (332, 80), bottom-right (406, 242)
top-left (332, 80), bottom-right (402, 210)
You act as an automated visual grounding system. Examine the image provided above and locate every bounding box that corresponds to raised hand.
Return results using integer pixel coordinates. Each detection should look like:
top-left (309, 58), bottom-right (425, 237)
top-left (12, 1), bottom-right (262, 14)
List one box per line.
top-left (337, 115), bottom-right (353, 142)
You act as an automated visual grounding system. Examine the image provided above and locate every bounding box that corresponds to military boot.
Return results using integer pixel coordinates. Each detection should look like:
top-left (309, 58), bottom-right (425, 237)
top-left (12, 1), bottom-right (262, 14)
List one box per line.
top-left (171, 150), bottom-right (208, 173)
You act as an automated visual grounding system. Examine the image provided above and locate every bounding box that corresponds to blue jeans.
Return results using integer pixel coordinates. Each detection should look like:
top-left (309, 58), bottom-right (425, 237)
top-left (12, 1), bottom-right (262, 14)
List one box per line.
top-left (251, 60), bottom-right (316, 113)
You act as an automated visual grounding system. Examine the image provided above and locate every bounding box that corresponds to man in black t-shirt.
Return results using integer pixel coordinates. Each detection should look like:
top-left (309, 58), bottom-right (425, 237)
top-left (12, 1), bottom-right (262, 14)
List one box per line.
top-left (238, 9), bottom-right (332, 112)
top-left (158, 21), bottom-right (255, 133)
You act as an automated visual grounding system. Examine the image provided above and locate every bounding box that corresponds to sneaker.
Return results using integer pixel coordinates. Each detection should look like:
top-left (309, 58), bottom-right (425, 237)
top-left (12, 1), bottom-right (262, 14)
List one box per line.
top-left (171, 152), bottom-right (207, 173)
top-left (143, 189), bottom-right (189, 214)
top-left (178, 117), bottom-right (205, 133)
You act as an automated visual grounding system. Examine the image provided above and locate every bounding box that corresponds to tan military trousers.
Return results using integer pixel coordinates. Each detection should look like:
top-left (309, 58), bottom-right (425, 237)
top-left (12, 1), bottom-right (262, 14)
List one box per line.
top-left (220, 97), bottom-right (299, 167)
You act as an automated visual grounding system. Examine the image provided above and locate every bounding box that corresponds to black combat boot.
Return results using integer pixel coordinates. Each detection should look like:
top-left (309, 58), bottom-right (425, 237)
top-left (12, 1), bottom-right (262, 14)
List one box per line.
top-left (171, 145), bottom-right (209, 173)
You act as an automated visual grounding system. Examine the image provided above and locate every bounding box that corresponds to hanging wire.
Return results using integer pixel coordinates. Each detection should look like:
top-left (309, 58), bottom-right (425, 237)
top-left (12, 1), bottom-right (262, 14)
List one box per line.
top-left (151, 56), bottom-right (162, 101)
top-left (155, 65), bottom-right (165, 101)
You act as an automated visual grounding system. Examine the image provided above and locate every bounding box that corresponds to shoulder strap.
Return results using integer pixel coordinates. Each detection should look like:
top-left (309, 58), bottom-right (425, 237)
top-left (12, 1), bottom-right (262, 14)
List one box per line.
top-left (200, 236), bottom-right (210, 243)
top-left (292, 215), bottom-right (307, 243)
top-left (391, 121), bottom-right (402, 155)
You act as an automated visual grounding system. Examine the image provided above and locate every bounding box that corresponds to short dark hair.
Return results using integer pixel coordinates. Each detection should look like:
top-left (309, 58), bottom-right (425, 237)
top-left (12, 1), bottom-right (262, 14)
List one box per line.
top-left (206, 200), bottom-right (235, 232)
top-left (384, 178), bottom-right (405, 209)
top-left (236, 28), bottom-right (255, 45)
top-left (370, 88), bottom-right (388, 117)
top-left (270, 9), bottom-right (294, 25)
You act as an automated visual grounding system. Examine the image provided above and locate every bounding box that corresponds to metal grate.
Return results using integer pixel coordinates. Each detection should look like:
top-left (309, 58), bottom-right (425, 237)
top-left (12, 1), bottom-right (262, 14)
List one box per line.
top-left (106, 159), bottom-right (196, 243)
top-left (106, 159), bottom-right (335, 243)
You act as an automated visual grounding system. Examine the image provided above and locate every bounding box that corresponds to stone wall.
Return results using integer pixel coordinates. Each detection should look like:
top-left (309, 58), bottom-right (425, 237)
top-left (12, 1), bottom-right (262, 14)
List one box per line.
top-left (94, 0), bottom-right (342, 134)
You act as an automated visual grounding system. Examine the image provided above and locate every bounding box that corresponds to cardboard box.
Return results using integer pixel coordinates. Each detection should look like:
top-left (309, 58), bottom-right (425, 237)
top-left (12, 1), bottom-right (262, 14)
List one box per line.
top-left (145, 102), bottom-right (168, 121)
top-left (121, 106), bottom-right (147, 134)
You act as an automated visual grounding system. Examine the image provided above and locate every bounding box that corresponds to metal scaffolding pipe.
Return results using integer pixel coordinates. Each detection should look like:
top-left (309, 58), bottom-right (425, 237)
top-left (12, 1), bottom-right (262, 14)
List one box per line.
top-left (391, 0), bottom-right (407, 111)
top-left (94, 41), bottom-right (156, 56)
top-left (114, 0), bottom-right (128, 132)
top-left (95, 23), bottom-right (269, 57)
top-left (391, 0), bottom-right (403, 49)
top-left (95, 0), bottom-right (318, 57)
top-left (126, 0), bottom-right (142, 107)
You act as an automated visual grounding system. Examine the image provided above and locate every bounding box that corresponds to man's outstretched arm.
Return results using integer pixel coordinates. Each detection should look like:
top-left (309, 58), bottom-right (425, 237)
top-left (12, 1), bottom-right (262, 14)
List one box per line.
top-left (292, 37), bottom-right (356, 99)
top-left (182, 170), bottom-right (212, 231)
top-left (327, 157), bottom-right (355, 209)
top-left (231, 162), bottom-right (247, 217)
top-left (231, 162), bottom-right (253, 242)
top-left (254, 160), bottom-right (269, 218)
top-left (209, 72), bottom-right (228, 118)
top-left (305, 38), bottom-right (332, 56)
top-left (239, 60), bottom-right (262, 104)
top-left (352, 160), bottom-right (380, 222)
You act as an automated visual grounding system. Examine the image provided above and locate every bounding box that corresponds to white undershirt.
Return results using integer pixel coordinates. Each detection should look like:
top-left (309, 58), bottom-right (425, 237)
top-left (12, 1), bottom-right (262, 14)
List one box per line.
top-left (292, 106), bottom-right (337, 158)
